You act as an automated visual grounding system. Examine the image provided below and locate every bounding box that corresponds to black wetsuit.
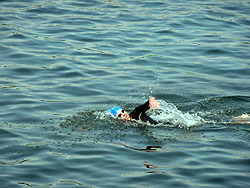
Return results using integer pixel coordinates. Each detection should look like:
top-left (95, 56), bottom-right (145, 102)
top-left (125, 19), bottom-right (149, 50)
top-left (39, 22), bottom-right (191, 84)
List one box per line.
top-left (129, 100), bottom-right (157, 125)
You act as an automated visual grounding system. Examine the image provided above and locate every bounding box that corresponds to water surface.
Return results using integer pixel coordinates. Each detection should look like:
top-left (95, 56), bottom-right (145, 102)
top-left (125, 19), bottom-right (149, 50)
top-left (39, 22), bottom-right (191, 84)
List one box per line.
top-left (0, 0), bottom-right (250, 187)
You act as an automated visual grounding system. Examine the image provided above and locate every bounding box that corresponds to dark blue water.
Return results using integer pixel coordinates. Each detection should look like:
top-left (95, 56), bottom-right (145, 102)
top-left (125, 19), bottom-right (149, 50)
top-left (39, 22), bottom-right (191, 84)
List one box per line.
top-left (1, 0), bottom-right (250, 187)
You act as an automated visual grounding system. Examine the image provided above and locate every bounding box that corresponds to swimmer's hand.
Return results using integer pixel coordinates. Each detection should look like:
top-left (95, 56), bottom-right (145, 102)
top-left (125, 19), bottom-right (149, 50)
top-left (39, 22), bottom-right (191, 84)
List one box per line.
top-left (149, 97), bottom-right (159, 110)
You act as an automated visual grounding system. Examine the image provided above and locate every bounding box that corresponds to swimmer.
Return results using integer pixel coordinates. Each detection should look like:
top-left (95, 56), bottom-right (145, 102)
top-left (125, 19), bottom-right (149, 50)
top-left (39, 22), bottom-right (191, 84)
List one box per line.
top-left (108, 97), bottom-right (159, 124)
top-left (233, 113), bottom-right (250, 124)
top-left (234, 113), bottom-right (249, 119)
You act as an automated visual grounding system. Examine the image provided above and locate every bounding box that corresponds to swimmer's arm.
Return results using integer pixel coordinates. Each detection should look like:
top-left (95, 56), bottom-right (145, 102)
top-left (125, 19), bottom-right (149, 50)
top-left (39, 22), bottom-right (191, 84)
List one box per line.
top-left (131, 97), bottom-right (159, 116)
top-left (148, 97), bottom-right (159, 110)
top-left (129, 97), bottom-right (158, 121)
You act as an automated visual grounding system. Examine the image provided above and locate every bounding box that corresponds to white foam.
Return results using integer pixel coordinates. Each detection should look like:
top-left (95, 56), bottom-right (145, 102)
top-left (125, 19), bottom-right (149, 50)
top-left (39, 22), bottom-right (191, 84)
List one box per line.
top-left (150, 100), bottom-right (204, 128)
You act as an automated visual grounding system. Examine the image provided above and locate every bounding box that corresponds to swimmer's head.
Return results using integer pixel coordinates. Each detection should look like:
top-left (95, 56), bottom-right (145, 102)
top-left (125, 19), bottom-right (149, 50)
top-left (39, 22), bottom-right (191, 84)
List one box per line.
top-left (108, 107), bottom-right (131, 120)
top-left (108, 107), bottom-right (121, 118)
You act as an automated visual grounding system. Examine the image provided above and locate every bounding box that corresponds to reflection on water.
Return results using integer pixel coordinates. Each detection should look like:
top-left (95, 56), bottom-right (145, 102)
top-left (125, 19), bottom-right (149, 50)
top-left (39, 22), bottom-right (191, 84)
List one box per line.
top-left (115, 142), bottom-right (162, 152)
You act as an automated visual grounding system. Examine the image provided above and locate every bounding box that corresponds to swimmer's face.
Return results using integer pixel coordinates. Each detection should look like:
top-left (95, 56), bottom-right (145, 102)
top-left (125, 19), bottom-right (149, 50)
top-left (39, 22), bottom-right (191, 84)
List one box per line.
top-left (116, 108), bottom-right (131, 120)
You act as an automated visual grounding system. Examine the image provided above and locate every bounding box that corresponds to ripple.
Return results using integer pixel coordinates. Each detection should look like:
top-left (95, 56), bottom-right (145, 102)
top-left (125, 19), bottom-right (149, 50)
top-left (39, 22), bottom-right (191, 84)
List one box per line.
top-left (0, 0), bottom-right (250, 187)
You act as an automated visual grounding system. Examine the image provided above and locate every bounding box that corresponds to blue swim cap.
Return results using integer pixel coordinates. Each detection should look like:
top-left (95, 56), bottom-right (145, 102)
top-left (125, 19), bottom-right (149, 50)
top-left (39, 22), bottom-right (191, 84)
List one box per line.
top-left (108, 107), bottom-right (121, 118)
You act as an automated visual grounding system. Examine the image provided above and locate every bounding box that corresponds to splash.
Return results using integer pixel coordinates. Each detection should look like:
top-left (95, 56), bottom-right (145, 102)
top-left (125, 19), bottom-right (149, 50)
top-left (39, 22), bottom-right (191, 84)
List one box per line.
top-left (101, 100), bottom-right (204, 128)
top-left (150, 100), bottom-right (204, 128)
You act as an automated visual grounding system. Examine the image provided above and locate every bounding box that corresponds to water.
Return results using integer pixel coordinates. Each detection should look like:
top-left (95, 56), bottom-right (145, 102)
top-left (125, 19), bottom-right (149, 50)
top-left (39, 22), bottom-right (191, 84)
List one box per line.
top-left (0, 0), bottom-right (250, 187)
